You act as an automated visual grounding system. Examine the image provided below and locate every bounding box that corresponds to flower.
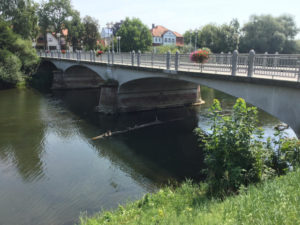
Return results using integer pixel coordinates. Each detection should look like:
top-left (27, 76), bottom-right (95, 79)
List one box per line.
top-left (96, 50), bottom-right (103, 56)
top-left (189, 48), bottom-right (211, 63)
top-left (61, 49), bottom-right (66, 54)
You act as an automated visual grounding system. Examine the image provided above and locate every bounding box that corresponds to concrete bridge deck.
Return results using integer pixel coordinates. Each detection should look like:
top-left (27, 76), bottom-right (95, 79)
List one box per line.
top-left (39, 50), bottom-right (300, 136)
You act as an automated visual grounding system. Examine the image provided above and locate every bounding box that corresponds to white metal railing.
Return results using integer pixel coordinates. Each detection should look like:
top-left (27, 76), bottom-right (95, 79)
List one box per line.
top-left (38, 50), bottom-right (300, 81)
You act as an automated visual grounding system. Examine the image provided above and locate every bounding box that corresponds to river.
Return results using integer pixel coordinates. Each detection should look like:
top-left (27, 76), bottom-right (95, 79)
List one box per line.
top-left (0, 86), bottom-right (296, 225)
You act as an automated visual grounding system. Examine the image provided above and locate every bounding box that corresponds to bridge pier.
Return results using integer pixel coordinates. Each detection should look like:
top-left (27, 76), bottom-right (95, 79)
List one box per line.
top-left (95, 79), bottom-right (204, 114)
top-left (52, 70), bottom-right (66, 89)
top-left (96, 84), bottom-right (118, 114)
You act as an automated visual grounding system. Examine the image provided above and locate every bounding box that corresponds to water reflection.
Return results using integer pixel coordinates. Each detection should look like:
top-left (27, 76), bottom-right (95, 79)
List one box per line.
top-left (53, 89), bottom-right (205, 183)
top-left (0, 86), bottom-right (296, 225)
top-left (0, 89), bottom-right (45, 181)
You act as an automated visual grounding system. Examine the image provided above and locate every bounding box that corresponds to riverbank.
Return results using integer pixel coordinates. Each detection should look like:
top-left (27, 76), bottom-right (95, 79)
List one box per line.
top-left (80, 168), bottom-right (300, 225)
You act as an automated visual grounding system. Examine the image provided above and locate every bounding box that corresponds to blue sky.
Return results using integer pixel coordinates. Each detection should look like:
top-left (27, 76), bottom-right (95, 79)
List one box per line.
top-left (70, 0), bottom-right (300, 35)
top-left (39, 0), bottom-right (300, 36)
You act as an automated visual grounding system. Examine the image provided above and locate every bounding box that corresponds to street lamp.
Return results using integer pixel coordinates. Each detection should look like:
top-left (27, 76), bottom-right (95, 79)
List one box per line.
top-left (194, 31), bottom-right (198, 51)
top-left (116, 36), bottom-right (121, 53)
top-left (106, 22), bottom-right (114, 52)
top-left (56, 33), bottom-right (61, 50)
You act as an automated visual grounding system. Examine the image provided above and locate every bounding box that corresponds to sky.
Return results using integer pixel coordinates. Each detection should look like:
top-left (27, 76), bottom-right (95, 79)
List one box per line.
top-left (68, 0), bottom-right (300, 36)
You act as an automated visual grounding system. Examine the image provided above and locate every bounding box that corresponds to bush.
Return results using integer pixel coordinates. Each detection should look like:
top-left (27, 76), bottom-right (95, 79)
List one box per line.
top-left (196, 98), bottom-right (300, 198)
top-left (0, 50), bottom-right (22, 87)
top-left (195, 98), bottom-right (275, 197)
top-left (0, 19), bottom-right (39, 88)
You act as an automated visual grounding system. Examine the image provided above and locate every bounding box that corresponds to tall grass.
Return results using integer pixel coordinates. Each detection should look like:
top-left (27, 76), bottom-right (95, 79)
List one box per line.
top-left (79, 169), bottom-right (300, 225)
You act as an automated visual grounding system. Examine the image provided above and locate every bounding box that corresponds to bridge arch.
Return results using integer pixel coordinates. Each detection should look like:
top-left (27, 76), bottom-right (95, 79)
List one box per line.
top-left (62, 65), bottom-right (105, 89)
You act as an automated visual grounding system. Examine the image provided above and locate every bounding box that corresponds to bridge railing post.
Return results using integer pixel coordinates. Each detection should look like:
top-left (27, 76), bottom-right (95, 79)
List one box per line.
top-left (274, 52), bottom-right (279, 67)
top-left (151, 51), bottom-right (154, 67)
top-left (247, 49), bottom-right (255, 77)
top-left (175, 51), bottom-right (179, 71)
top-left (76, 51), bottom-right (79, 61)
top-left (227, 51), bottom-right (231, 65)
top-left (58, 49), bottom-right (61, 59)
top-left (219, 52), bottom-right (223, 64)
top-left (50, 50), bottom-right (53, 58)
top-left (231, 50), bottom-right (238, 76)
top-left (263, 52), bottom-right (268, 67)
top-left (137, 50), bottom-right (141, 67)
top-left (166, 51), bottom-right (171, 70)
top-left (111, 51), bottom-right (115, 65)
top-left (66, 50), bottom-right (70, 59)
top-left (90, 50), bottom-right (93, 62)
top-left (93, 50), bottom-right (96, 62)
top-left (107, 50), bottom-right (111, 64)
top-left (297, 59), bottom-right (300, 82)
top-left (131, 50), bottom-right (135, 66)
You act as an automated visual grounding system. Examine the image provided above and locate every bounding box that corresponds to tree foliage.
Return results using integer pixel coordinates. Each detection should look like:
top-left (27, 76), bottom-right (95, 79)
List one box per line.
top-left (65, 10), bottom-right (84, 50)
top-left (239, 15), bottom-right (299, 53)
top-left (195, 98), bottom-right (300, 198)
top-left (82, 16), bottom-right (100, 50)
top-left (184, 19), bottom-right (240, 53)
top-left (0, 0), bottom-right (39, 40)
top-left (116, 17), bottom-right (152, 52)
top-left (38, 0), bottom-right (72, 34)
top-left (0, 19), bottom-right (39, 87)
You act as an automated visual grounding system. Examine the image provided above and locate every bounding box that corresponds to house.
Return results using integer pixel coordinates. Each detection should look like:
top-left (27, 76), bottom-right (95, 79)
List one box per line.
top-left (35, 29), bottom-right (68, 50)
top-left (101, 28), bottom-right (113, 46)
top-left (150, 24), bottom-right (184, 47)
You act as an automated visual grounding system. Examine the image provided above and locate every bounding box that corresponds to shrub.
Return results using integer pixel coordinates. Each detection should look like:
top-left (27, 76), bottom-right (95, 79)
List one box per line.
top-left (195, 98), bottom-right (275, 197)
top-left (0, 50), bottom-right (22, 86)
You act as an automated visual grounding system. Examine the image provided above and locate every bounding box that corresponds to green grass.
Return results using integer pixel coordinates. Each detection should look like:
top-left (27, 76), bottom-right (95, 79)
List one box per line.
top-left (79, 169), bottom-right (300, 225)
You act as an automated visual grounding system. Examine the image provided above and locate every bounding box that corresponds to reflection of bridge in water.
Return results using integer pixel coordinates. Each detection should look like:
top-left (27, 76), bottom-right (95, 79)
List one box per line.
top-left (40, 50), bottom-right (300, 135)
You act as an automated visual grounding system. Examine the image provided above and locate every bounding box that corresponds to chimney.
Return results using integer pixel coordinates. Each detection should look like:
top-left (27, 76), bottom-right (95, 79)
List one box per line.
top-left (152, 23), bottom-right (155, 29)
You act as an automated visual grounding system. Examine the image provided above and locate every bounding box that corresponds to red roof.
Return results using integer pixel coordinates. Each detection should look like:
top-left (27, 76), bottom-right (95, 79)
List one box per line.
top-left (62, 29), bottom-right (68, 36)
top-left (151, 25), bottom-right (168, 37)
top-left (150, 25), bottom-right (183, 38)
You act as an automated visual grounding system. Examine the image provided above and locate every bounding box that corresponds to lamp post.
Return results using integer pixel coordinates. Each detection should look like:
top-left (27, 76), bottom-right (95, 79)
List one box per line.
top-left (106, 22), bottom-right (114, 52)
top-left (116, 36), bottom-right (121, 53)
top-left (194, 31), bottom-right (198, 51)
top-left (56, 33), bottom-right (61, 50)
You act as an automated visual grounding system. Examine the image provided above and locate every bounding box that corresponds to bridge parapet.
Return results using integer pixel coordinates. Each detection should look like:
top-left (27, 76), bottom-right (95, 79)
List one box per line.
top-left (39, 50), bottom-right (300, 82)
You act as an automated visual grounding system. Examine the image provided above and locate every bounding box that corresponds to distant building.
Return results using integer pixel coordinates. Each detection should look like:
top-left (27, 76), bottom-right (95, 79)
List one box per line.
top-left (35, 29), bottom-right (68, 50)
top-left (101, 28), bottom-right (113, 46)
top-left (150, 24), bottom-right (184, 47)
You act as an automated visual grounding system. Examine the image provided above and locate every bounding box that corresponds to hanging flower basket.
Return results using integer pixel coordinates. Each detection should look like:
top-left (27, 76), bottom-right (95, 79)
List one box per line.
top-left (96, 50), bottom-right (103, 57)
top-left (61, 49), bottom-right (66, 54)
top-left (189, 48), bottom-right (210, 63)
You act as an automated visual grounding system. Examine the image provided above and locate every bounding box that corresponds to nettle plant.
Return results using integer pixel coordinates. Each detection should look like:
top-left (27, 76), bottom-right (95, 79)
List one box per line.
top-left (195, 98), bottom-right (300, 198)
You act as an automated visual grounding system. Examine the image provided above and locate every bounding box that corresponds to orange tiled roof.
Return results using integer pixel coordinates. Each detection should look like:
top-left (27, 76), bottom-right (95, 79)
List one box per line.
top-left (151, 25), bottom-right (183, 38)
top-left (62, 29), bottom-right (68, 36)
top-left (173, 31), bottom-right (183, 38)
top-left (151, 25), bottom-right (168, 37)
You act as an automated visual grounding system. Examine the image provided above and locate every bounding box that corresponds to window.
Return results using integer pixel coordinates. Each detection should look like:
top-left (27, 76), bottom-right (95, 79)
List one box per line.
top-left (165, 38), bottom-right (167, 42)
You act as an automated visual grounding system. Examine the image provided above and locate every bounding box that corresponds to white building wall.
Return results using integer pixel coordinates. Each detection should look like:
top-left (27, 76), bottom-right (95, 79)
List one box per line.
top-left (47, 33), bottom-right (59, 50)
top-left (162, 31), bottom-right (176, 46)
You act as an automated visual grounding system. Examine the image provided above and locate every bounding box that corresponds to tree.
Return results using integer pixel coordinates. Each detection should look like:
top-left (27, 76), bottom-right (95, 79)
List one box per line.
top-left (38, 0), bottom-right (72, 34)
top-left (116, 17), bottom-right (152, 52)
top-left (65, 10), bottom-right (84, 50)
top-left (0, 19), bottom-right (39, 87)
top-left (239, 15), bottom-right (299, 53)
top-left (183, 19), bottom-right (240, 53)
top-left (38, 0), bottom-right (72, 49)
top-left (82, 16), bottom-right (100, 50)
top-left (0, 0), bottom-right (39, 40)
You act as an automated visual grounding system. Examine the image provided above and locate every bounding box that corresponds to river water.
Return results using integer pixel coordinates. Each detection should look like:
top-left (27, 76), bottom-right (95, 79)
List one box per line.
top-left (0, 87), bottom-right (296, 225)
